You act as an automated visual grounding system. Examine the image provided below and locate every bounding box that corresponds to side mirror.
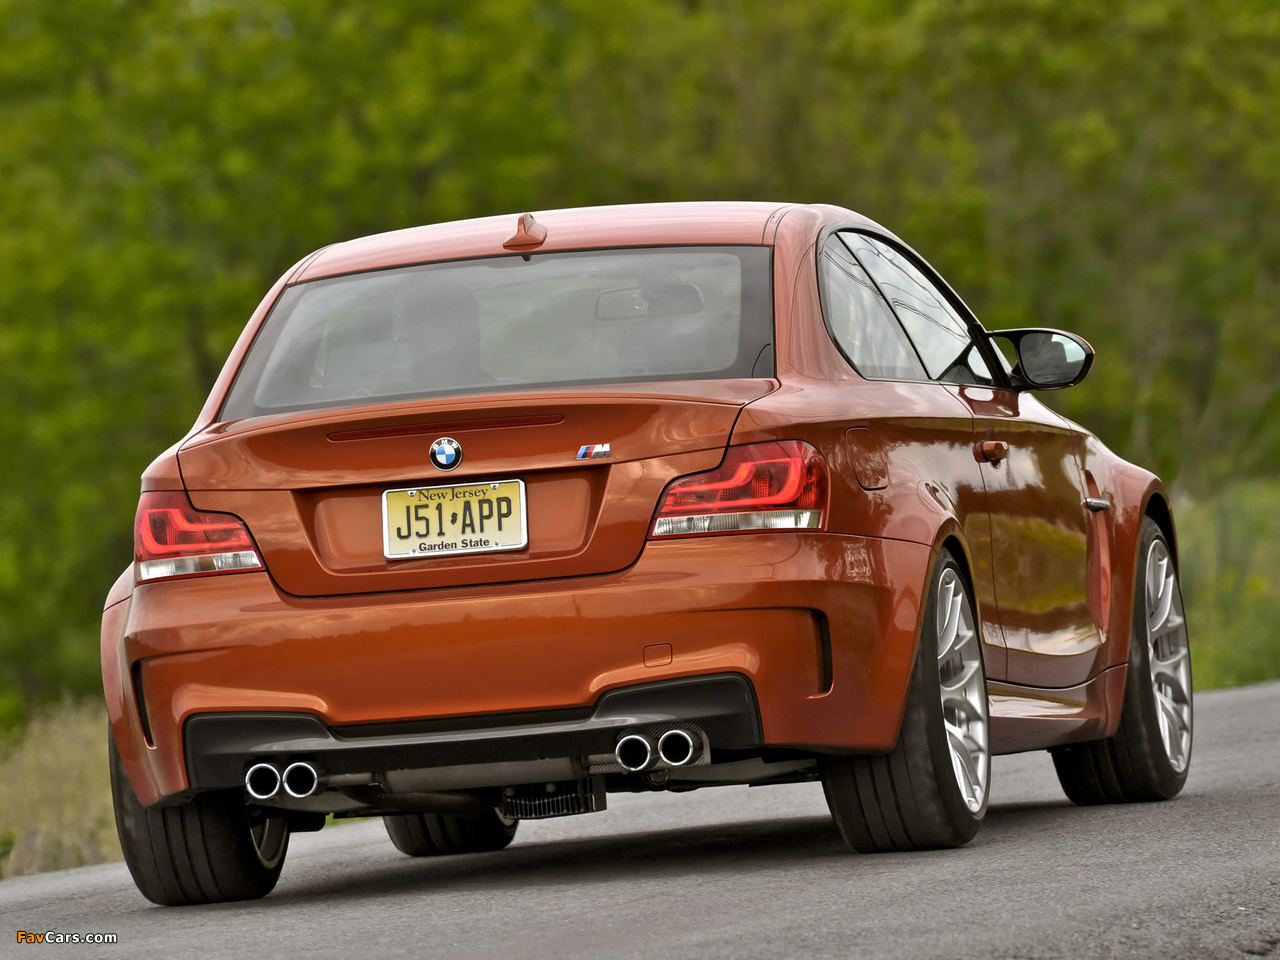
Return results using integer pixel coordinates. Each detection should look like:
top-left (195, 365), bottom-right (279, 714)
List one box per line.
top-left (990, 328), bottom-right (1094, 390)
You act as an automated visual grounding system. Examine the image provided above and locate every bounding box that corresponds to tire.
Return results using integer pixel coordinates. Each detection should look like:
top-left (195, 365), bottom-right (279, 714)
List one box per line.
top-left (109, 730), bottom-right (288, 905)
top-left (383, 809), bottom-right (518, 857)
top-left (821, 548), bottom-right (991, 852)
top-left (1051, 517), bottom-right (1192, 804)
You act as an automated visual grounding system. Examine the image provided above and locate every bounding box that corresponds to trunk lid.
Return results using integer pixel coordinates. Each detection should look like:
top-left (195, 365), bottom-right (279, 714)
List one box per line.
top-left (179, 381), bottom-right (772, 596)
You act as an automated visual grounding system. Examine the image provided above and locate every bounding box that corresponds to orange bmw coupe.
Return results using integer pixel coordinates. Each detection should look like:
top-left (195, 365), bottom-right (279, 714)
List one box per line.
top-left (102, 202), bottom-right (1192, 904)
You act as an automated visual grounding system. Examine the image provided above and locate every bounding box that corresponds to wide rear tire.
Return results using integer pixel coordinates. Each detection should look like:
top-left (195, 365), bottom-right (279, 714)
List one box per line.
top-left (1051, 517), bottom-right (1192, 804)
top-left (821, 549), bottom-right (991, 852)
top-left (383, 810), bottom-right (518, 857)
top-left (109, 731), bottom-right (288, 905)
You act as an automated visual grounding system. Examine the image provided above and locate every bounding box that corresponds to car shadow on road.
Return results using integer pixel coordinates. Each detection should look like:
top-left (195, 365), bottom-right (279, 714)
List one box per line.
top-left (979, 797), bottom-right (1097, 847)
top-left (261, 798), bottom-right (1084, 908)
top-left (269, 816), bottom-right (847, 905)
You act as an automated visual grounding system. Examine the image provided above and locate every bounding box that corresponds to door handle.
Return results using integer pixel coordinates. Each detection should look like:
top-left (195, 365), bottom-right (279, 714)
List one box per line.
top-left (979, 440), bottom-right (1009, 463)
top-left (1083, 497), bottom-right (1111, 512)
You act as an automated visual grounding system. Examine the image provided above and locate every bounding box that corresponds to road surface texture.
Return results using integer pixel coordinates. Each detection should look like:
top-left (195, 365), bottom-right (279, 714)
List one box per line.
top-left (3, 681), bottom-right (1277, 959)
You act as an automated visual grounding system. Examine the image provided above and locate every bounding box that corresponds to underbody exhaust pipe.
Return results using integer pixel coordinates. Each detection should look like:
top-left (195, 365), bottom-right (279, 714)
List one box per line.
top-left (245, 763), bottom-right (282, 800)
top-left (658, 729), bottom-right (700, 766)
top-left (282, 761), bottom-right (321, 798)
top-left (615, 733), bottom-right (658, 772)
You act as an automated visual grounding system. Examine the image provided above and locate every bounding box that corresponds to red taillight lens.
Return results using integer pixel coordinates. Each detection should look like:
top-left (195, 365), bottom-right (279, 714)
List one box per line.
top-left (134, 491), bottom-right (264, 582)
top-left (649, 440), bottom-right (828, 538)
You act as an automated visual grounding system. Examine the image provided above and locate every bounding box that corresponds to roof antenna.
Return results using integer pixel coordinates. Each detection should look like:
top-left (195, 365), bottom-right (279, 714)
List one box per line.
top-left (503, 212), bottom-right (548, 250)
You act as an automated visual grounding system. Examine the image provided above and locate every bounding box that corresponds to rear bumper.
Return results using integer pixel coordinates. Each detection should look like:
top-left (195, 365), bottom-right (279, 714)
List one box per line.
top-left (103, 532), bottom-right (931, 806)
top-left (185, 673), bottom-right (761, 792)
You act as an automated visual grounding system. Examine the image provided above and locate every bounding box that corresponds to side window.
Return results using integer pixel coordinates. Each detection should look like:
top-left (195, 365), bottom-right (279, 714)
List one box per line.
top-left (843, 234), bottom-right (994, 386)
top-left (818, 236), bottom-right (927, 381)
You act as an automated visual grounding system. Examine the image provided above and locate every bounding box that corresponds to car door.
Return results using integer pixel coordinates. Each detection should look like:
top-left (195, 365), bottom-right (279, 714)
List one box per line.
top-left (820, 233), bottom-right (1005, 681)
top-left (846, 233), bottom-right (1101, 689)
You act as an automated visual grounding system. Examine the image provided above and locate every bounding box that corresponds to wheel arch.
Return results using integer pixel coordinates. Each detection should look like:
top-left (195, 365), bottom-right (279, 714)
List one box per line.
top-left (1141, 489), bottom-right (1179, 572)
top-left (933, 527), bottom-right (1004, 682)
top-left (885, 522), bottom-right (982, 748)
top-left (930, 523), bottom-right (990, 652)
top-left (938, 532), bottom-right (976, 602)
top-left (1113, 478), bottom-right (1178, 667)
top-left (1091, 462), bottom-right (1180, 738)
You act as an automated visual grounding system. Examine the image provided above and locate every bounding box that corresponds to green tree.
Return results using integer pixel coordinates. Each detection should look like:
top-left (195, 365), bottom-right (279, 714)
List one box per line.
top-left (1, 0), bottom-right (1277, 725)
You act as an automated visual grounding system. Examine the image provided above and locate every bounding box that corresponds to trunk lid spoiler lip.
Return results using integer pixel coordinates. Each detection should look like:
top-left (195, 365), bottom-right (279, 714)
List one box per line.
top-left (178, 380), bottom-right (779, 453)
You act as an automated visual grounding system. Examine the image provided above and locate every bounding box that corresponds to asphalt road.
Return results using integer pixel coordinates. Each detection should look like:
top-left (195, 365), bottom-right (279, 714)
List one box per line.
top-left (3, 681), bottom-right (1278, 960)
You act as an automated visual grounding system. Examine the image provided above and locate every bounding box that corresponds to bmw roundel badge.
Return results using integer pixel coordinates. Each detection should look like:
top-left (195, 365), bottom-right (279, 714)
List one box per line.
top-left (428, 437), bottom-right (462, 472)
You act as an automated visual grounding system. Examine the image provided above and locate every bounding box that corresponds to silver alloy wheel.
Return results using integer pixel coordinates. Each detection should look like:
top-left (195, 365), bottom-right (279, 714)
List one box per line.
top-left (1145, 539), bottom-right (1193, 772)
top-left (936, 568), bottom-right (990, 814)
top-left (250, 814), bottom-right (288, 869)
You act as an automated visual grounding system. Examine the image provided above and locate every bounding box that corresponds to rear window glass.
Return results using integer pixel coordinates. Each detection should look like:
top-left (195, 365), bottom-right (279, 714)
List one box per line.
top-left (221, 246), bottom-right (774, 420)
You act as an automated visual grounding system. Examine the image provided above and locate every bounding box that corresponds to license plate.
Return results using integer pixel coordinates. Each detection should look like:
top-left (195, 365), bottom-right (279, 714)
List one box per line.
top-left (382, 479), bottom-right (527, 560)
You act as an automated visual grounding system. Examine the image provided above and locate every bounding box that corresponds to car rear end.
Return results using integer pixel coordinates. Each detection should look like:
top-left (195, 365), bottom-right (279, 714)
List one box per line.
top-left (102, 203), bottom-right (920, 832)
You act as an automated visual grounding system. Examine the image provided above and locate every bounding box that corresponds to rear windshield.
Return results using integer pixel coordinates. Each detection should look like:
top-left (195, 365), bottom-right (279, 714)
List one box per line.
top-left (220, 245), bottom-right (774, 420)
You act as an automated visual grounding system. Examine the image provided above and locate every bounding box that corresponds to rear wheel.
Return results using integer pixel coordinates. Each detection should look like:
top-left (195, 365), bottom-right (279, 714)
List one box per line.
top-left (109, 731), bottom-right (288, 905)
top-left (1051, 517), bottom-right (1192, 804)
top-left (383, 809), bottom-right (518, 856)
top-left (821, 548), bottom-right (990, 852)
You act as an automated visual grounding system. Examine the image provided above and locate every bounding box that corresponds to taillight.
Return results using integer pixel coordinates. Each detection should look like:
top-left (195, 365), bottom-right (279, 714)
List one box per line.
top-left (134, 491), bottom-right (264, 583)
top-left (649, 440), bottom-right (828, 538)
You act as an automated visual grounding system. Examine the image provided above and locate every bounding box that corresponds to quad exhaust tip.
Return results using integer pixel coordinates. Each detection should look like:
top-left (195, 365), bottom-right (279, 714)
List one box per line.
top-left (615, 729), bottom-right (703, 772)
top-left (245, 761), bottom-right (322, 800)
top-left (245, 763), bottom-right (282, 800)
top-left (658, 729), bottom-right (696, 766)
top-left (282, 761), bottom-right (320, 798)
top-left (615, 734), bottom-right (656, 772)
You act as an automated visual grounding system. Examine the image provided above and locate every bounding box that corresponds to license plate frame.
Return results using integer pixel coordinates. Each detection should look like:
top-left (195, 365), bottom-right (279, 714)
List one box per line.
top-left (381, 479), bottom-right (528, 561)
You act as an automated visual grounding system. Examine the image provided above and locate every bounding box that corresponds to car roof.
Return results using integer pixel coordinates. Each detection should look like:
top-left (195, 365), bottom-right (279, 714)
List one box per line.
top-left (293, 201), bottom-right (796, 282)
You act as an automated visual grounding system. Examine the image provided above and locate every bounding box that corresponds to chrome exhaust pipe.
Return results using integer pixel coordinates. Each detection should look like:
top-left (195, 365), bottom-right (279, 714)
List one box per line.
top-left (282, 761), bottom-right (322, 798)
top-left (658, 729), bottom-right (700, 766)
top-left (245, 763), bottom-right (282, 800)
top-left (615, 733), bottom-right (658, 772)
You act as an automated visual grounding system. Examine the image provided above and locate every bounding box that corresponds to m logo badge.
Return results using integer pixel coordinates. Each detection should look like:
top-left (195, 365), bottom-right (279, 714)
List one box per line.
top-left (576, 444), bottom-right (611, 460)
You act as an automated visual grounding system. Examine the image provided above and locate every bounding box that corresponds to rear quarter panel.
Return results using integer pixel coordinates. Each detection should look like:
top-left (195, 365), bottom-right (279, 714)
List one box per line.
top-left (102, 575), bottom-right (169, 808)
top-left (728, 206), bottom-right (996, 745)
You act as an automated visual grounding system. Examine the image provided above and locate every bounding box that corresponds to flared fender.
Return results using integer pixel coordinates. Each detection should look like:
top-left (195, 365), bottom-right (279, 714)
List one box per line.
top-left (102, 582), bottom-right (168, 808)
top-left (1080, 435), bottom-right (1174, 734)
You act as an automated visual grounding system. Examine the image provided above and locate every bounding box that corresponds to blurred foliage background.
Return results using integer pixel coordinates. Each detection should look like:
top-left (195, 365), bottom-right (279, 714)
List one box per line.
top-left (1, 0), bottom-right (1279, 731)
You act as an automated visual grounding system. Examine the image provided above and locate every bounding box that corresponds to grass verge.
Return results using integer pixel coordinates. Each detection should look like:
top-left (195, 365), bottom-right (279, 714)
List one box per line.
top-left (0, 698), bottom-right (120, 878)
top-left (1178, 480), bottom-right (1280, 690)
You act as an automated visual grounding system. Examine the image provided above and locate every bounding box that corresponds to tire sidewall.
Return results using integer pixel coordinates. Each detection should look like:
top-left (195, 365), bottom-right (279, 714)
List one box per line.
top-left (108, 730), bottom-right (171, 904)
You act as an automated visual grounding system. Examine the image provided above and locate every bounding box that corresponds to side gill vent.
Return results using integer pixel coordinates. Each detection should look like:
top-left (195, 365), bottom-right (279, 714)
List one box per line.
top-left (131, 659), bottom-right (154, 746)
top-left (818, 612), bottom-right (833, 694)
